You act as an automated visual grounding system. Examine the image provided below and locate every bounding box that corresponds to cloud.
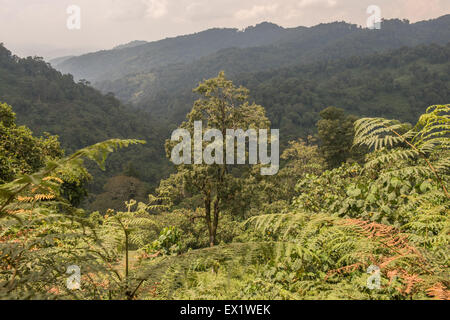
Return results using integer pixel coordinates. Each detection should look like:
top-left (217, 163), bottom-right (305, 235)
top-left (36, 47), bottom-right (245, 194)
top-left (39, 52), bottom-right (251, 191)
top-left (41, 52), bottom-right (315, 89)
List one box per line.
top-left (145, 0), bottom-right (168, 18)
top-left (233, 0), bottom-right (340, 23)
top-left (185, 1), bottom-right (233, 21)
top-left (2, 0), bottom-right (450, 58)
top-left (397, 0), bottom-right (447, 22)
top-left (297, 0), bottom-right (338, 9)
top-left (106, 0), bottom-right (168, 21)
top-left (106, 0), bottom-right (148, 21)
top-left (234, 4), bottom-right (279, 20)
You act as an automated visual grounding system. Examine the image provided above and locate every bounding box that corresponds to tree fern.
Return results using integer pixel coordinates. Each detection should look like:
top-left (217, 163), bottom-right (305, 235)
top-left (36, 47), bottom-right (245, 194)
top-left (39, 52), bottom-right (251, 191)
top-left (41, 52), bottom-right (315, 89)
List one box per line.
top-left (354, 104), bottom-right (449, 197)
top-left (0, 139), bottom-right (145, 299)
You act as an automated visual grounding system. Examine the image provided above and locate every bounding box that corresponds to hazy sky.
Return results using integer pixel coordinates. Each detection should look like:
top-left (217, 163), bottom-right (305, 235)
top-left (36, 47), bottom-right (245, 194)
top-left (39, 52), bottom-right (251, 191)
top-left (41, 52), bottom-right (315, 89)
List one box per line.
top-left (1, 0), bottom-right (449, 59)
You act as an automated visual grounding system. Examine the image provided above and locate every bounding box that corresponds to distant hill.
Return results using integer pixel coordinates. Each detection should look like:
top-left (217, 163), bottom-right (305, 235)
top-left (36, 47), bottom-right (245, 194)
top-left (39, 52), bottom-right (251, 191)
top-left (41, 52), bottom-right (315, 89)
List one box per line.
top-left (90, 16), bottom-right (450, 111)
top-left (52, 22), bottom-right (288, 82)
top-left (0, 44), bottom-right (171, 192)
top-left (107, 43), bottom-right (450, 146)
top-left (244, 43), bottom-right (450, 143)
top-left (113, 40), bottom-right (148, 51)
top-left (2, 16), bottom-right (450, 193)
top-left (49, 55), bottom-right (75, 66)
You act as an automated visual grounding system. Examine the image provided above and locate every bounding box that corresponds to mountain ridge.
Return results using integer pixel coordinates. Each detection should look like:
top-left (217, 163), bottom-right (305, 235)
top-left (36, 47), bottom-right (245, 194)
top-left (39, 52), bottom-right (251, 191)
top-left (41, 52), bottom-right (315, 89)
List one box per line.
top-left (52, 15), bottom-right (450, 87)
top-left (52, 21), bottom-right (292, 82)
top-left (0, 44), bottom-right (170, 191)
top-left (93, 16), bottom-right (450, 113)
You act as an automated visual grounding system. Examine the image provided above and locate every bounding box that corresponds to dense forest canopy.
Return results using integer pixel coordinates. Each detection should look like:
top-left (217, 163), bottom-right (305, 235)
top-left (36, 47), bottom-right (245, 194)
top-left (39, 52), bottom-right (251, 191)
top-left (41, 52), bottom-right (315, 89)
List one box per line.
top-left (1, 39), bottom-right (449, 203)
top-left (53, 16), bottom-right (450, 87)
top-left (244, 43), bottom-right (450, 143)
top-left (1, 82), bottom-right (448, 300)
top-left (71, 16), bottom-right (450, 108)
top-left (0, 44), bottom-right (170, 195)
top-left (0, 14), bottom-right (449, 301)
top-left (101, 43), bottom-right (450, 146)
top-left (52, 22), bottom-right (289, 83)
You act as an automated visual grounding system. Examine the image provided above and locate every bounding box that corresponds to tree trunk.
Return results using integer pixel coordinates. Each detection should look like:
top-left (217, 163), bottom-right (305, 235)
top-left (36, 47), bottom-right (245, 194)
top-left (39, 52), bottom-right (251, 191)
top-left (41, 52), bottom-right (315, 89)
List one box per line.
top-left (204, 195), bottom-right (214, 247)
top-left (211, 198), bottom-right (220, 247)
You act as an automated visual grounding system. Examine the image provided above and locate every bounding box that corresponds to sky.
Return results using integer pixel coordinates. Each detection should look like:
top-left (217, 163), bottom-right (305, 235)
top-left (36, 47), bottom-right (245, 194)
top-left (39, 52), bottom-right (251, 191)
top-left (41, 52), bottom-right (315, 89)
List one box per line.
top-left (0, 0), bottom-right (449, 59)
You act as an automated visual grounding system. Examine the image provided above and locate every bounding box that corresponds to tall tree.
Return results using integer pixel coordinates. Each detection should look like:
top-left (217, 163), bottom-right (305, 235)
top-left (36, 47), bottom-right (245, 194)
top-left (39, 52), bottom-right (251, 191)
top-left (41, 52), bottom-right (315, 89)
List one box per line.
top-left (0, 101), bottom-right (90, 206)
top-left (165, 72), bottom-right (270, 246)
top-left (317, 107), bottom-right (361, 168)
top-left (0, 102), bottom-right (62, 183)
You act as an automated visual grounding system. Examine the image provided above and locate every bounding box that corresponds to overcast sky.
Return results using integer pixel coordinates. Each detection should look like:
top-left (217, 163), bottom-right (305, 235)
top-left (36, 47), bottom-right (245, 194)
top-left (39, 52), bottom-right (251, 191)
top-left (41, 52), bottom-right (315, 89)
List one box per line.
top-left (0, 0), bottom-right (449, 59)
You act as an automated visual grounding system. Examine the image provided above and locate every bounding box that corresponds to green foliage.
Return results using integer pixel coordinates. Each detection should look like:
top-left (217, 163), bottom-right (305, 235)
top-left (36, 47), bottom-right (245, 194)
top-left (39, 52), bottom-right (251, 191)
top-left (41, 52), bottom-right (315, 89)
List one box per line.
top-left (144, 209), bottom-right (240, 251)
top-left (89, 175), bottom-right (150, 213)
top-left (142, 226), bottom-right (182, 256)
top-left (131, 105), bottom-right (448, 300)
top-left (90, 17), bottom-right (450, 113)
top-left (92, 32), bottom-right (450, 149)
top-left (244, 44), bottom-right (450, 146)
top-left (317, 107), bottom-right (364, 168)
top-left (0, 101), bottom-right (92, 206)
top-left (0, 102), bottom-right (62, 183)
top-left (164, 71), bottom-right (270, 246)
top-left (274, 138), bottom-right (326, 202)
top-left (0, 44), bottom-right (170, 195)
top-left (354, 104), bottom-right (449, 197)
top-left (2, 28), bottom-right (449, 299)
top-left (0, 138), bottom-right (144, 299)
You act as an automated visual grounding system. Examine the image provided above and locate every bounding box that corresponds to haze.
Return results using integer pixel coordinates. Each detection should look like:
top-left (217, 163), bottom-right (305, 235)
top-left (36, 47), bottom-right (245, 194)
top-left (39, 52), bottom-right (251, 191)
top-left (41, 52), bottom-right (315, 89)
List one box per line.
top-left (0, 0), bottom-right (449, 59)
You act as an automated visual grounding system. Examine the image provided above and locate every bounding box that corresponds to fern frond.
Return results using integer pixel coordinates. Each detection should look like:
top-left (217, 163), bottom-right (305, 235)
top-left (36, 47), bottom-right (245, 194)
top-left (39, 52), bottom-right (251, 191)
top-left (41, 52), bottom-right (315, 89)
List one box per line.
top-left (365, 148), bottom-right (420, 168)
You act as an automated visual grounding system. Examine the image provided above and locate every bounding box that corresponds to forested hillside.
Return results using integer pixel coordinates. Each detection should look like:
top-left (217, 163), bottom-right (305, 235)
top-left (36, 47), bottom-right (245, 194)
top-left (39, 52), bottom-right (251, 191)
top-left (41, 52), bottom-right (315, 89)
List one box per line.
top-left (52, 22), bottom-right (288, 82)
top-left (1, 74), bottom-right (448, 300)
top-left (1, 3), bottom-right (449, 302)
top-left (2, 41), bottom-right (449, 193)
top-left (91, 16), bottom-right (450, 107)
top-left (0, 44), bottom-right (170, 193)
top-left (104, 43), bottom-right (450, 146)
top-left (245, 43), bottom-right (450, 143)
